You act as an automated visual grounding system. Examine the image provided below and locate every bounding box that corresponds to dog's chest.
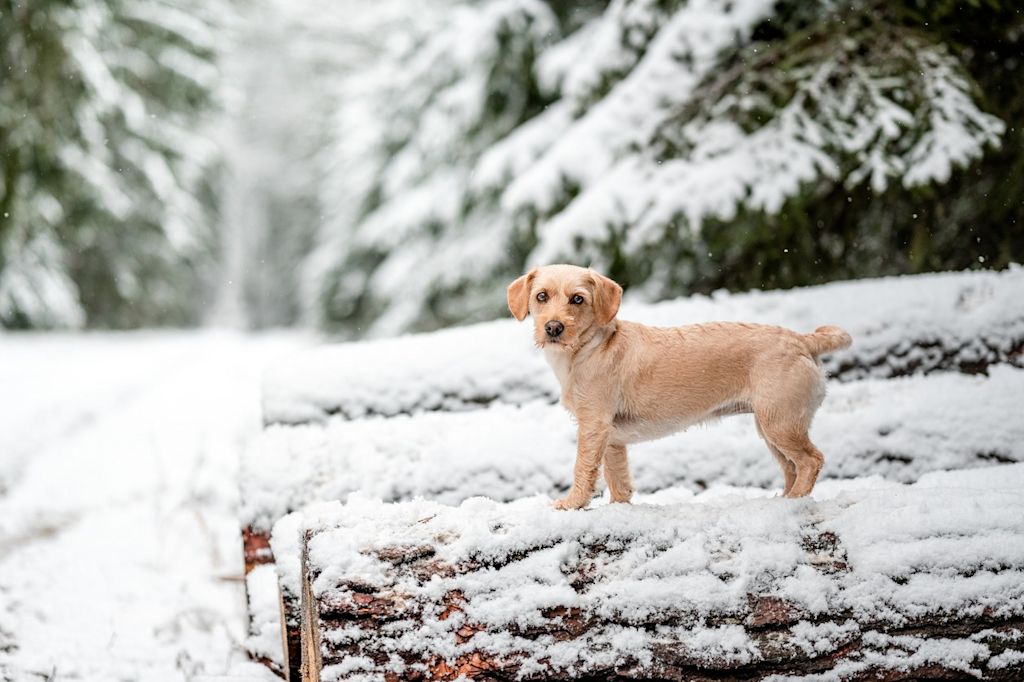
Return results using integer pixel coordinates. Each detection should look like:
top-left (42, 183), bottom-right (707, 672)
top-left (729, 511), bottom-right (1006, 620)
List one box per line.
top-left (543, 346), bottom-right (574, 407)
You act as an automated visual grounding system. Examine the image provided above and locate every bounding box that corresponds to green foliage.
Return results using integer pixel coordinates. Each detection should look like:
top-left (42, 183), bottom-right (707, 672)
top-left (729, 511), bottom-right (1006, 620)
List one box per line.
top-left (313, 0), bottom-right (579, 335)
top-left (618, 0), bottom-right (1022, 298)
top-left (0, 0), bottom-right (226, 328)
top-left (685, 0), bottom-right (1024, 294)
top-left (306, 0), bottom-right (1022, 336)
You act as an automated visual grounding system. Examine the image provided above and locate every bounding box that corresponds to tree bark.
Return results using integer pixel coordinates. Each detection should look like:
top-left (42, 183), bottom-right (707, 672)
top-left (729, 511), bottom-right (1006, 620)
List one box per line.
top-left (299, 526), bottom-right (1024, 682)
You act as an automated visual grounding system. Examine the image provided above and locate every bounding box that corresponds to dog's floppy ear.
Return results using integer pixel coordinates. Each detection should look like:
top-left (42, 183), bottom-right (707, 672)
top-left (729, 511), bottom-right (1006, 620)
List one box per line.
top-left (507, 268), bottom-right (537, 321)
top-left (591, 271), bottom-right (622, 325)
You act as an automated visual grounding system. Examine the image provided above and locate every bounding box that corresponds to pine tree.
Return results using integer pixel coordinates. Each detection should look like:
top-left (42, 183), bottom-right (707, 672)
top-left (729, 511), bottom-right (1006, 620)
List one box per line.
top-left (0, 0), bottom-right (229, 328)
top-left (307, 0), bottom-right (596, 336)
top-left (308, 0), bottom-right (1023, 335)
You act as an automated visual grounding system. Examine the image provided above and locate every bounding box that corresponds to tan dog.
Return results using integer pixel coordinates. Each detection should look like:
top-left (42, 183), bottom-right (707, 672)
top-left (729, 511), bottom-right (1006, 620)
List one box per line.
top-left (507, 264), bottom-right (852, 509)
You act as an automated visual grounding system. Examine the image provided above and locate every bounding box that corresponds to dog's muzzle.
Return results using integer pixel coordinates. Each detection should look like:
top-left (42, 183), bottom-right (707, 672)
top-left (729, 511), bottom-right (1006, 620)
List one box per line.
top-left (545, 320), bottom-right (564, 339)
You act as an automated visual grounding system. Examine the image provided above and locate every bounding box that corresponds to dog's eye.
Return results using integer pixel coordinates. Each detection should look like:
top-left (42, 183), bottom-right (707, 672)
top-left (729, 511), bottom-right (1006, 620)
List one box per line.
top-left (570, 294), bottom-right (584, 305)
top-left (536, 291), bottom-right (548, 302)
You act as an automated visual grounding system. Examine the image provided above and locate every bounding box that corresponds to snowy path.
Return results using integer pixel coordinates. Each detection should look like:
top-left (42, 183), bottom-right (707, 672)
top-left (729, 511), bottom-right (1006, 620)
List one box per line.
top-left (0, 332), bottom-right (307, 682)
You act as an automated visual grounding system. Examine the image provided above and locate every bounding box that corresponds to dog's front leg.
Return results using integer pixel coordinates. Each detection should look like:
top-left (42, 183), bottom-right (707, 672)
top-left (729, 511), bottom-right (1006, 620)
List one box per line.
top-left (603, 443), bottom-right (634, 503)
top-left (554, 418), bottom-right (610, 510)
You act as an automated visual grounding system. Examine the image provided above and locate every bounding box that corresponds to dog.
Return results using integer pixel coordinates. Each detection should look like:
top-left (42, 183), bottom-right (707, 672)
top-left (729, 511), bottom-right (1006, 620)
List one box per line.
top-left (507, 264), bottom-right (852, 509)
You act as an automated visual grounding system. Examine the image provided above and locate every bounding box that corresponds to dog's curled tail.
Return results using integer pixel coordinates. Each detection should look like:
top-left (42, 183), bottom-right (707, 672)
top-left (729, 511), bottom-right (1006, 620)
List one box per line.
top-left (803, 325), bottom-right (852, 356)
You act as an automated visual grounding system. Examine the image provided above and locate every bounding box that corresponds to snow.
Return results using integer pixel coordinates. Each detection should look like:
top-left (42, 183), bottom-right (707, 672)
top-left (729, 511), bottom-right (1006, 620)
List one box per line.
top-left (262, 267), bottom-right (1024, 424)
top-left (294, 465), bottom-right (1024, 680)
top-left (502, 0), bottom-right (777, 217)
top-left (299, 0), bottom-right (1011, 336)
top-left (531, 41), bottom-right (1005, 266)
top-left (3, 271), bottom-right (1019, 679)
top-left (0, 332), bottom-right (304, 682)
top-left (903, 46), bottom-right (1007, 187)
top-left (0, 228), bottom-right (85, 330)
top-left (262, 319), bottom-right (554, 424)
top-left (248, 267), bottom-right (1024, 678)
top-left (361, 0), bottom-right (557, 214)
top-left (244, 564), bottom-right (285, 667)
top-left (266, 510), bottom-right (305, 634)
top-left (245, 366), bottom-right (1024, 538)
top-left (121, 1), bottom-right (218, 54)
top-left (472, 103), bottom-right (573, 191)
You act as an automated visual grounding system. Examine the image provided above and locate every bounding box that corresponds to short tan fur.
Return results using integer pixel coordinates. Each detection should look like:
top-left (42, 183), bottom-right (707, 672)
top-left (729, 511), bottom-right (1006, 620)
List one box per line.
top-left (508, 264), bottom-right (852, 509)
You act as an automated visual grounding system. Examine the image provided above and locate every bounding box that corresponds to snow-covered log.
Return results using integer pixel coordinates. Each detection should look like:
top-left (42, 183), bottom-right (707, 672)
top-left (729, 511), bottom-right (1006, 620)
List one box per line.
top-left (242, 526), bottom-right (296, 676)
top-left (263, 268), bottom-right (1024, 425)
top-left (296, 467), bottom-right (1024, 681)
top-left (246, 367), bottom-right (1024, 534)
top-left (241, 524), bottom-right (294, 672)
top-left (255, 366), bottom-right (1024, 680)
top-left (246, 269), bottom-right (1024, 675)
top-left (244, 561), bottom-right (290, 675)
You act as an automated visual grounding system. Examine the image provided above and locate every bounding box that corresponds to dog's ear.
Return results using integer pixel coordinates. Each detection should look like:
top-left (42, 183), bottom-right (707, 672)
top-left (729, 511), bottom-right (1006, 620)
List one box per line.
top-left (591, 271), bottom-right (622, 325)
top-left (507, 268), bottom-right (537, 321)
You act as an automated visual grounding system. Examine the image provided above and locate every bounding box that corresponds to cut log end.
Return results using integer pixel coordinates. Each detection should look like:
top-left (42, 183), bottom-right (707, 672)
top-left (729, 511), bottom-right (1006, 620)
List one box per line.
top-left (242, 526), bottom-right (274, 574)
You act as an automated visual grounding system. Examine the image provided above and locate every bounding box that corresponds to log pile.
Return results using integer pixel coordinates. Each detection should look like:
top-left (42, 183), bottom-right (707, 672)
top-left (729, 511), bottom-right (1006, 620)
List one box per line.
top-left (247, 366), bottom-right (1024, 679)
top-left (239, 268), bottom-right (1024, 679)
top-left (296, 479), bottom-right (1024, 681)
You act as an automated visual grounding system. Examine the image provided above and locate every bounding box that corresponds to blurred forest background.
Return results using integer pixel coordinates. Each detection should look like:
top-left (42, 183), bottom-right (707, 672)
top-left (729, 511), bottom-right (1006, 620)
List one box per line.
top-left (1, 0), bottom-right (1021, 335)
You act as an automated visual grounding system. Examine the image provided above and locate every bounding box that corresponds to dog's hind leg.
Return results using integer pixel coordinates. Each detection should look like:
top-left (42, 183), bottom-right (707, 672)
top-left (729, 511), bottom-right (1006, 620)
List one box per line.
top-left (761, 427), bottom-right (824, 498)
top-left (771, 445), bottom-right (798, 497)
top-left (756, 419), bottom-right (797, 496)
top-left (602, 443), bottom-right (634, 503)
top-left (755, 358), bottom-right (826, 498)
top-left (785, 433), bottom-right (825, 498)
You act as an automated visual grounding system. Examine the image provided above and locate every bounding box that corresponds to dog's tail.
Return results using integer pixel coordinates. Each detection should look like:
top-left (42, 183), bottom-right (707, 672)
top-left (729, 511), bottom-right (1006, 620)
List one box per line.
top-left (803, 325), bottom-right (852, 356)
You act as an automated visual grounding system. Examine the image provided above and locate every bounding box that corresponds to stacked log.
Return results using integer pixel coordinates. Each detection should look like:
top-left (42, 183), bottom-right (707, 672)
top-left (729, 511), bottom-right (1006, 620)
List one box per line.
top-left (297, 475), bottom-right (1024, 681)
top-left (240, 267), bottom-right (1024, 678)
top-left (252, 365), bottom-right (1024, 678)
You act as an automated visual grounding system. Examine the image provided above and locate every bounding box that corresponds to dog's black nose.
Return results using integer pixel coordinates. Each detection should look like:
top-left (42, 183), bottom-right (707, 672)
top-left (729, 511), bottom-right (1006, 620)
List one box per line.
top-left (545, 320), bottom-right (564, 338)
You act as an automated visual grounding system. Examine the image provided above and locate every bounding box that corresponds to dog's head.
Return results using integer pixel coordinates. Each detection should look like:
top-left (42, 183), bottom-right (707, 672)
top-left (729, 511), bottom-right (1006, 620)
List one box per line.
top-left (507, 264), bottom-right (622, 349)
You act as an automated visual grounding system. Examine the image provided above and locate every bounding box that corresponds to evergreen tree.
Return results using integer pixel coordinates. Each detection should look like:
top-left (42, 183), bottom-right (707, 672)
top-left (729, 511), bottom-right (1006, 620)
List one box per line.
top-left (306, 0), bottom-right (596, 336)
top-left (214, 0), bottom-right (444, 329)
top-left (309, 0), bottom-right (1023, 335)
top-left (0, 0), bottom-right (229, 328)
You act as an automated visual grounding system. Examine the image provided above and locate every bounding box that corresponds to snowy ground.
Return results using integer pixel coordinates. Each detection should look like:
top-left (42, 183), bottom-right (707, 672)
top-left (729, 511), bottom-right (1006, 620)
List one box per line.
top-left (0, 332), bottom-right (307, 682)
top-left (3, 268), bottom-right (1022, 680)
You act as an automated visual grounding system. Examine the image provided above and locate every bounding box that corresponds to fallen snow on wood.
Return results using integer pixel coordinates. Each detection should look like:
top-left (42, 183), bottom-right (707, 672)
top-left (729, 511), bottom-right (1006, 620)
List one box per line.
top-left (245, 268), bottom-right (1024, 677)
top-left (244, 563), bottom-right (285, 669)
top-left (261, 267), bottom-right (1024, 424)
top-left (295, 465), bottom-right (1024, 680)
top-left (243, 366), bottom-right (1024, 533)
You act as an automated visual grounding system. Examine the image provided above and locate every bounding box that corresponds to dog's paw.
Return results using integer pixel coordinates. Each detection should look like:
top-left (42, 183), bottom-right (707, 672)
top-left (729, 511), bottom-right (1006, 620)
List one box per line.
top-left (552, 497), bottom-right (586, 511)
